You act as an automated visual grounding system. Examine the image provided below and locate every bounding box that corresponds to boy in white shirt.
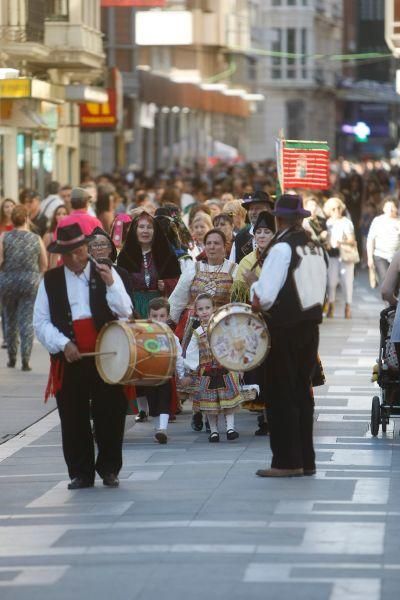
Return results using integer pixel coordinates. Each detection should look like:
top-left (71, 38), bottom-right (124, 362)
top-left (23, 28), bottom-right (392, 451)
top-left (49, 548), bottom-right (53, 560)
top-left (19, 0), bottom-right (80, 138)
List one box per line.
top-left (146, 297), bottom-right (190, 443)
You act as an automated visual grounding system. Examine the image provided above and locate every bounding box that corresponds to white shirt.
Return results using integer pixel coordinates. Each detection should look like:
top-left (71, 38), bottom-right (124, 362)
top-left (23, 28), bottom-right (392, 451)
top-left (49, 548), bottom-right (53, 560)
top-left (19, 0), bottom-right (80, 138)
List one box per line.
top-left (40, 194), bottom-right (64, 220)
top-left (326, 216), bottom-right (354, 249)
top-left (174, 334), bottom-right (185, 379)
top-left (250, 242), bottom-right (292, 312)
top-left (229, 225), bottom-right (254, 263)
top-left (184, 326), bottom-right (202, 372)
top-left (367, 214), bottom-right (400, 262)
top-left (169, 259), bottom-right (238, 324)
top-left (33, 263), bottom-right (133, 354)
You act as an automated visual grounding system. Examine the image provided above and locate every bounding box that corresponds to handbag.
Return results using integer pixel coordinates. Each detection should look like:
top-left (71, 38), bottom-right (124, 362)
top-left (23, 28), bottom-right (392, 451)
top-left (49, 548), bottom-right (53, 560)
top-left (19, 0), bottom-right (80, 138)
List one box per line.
top-left (339, 234), bottom-right (360, 264)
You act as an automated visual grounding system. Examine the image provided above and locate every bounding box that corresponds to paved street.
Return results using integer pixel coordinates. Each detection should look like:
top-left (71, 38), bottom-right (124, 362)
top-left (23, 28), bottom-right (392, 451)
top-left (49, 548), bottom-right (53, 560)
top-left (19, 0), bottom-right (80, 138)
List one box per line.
top-left (0, 274), bottom-right (399, 600)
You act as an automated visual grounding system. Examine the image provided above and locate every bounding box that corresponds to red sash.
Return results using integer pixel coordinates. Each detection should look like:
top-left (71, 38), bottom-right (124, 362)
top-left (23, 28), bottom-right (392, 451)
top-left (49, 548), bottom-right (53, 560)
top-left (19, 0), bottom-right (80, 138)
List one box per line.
top-left (44, 318), bottom-right (97, 402)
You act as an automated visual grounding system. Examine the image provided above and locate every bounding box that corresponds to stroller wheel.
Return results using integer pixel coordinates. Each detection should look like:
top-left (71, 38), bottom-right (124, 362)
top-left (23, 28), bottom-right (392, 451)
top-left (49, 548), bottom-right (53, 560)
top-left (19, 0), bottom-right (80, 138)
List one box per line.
top-left (371, 396), bottom-right (380, 437)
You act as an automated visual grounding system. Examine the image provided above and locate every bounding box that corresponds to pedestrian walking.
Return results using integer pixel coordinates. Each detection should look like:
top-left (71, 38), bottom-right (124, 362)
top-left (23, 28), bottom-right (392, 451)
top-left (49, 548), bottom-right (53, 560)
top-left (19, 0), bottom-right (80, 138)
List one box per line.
top-left (0, 205), bottom-right (47, 370)
top-left (367, 199), bottom-right (400, 285)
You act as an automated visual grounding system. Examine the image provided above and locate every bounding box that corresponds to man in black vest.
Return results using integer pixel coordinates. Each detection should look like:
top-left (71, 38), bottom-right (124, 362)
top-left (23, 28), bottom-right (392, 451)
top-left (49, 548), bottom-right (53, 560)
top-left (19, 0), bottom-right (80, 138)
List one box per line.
top-left (33, 224), bottom-right (133, 489)
top-left (229, 191), bottom-right (273, 264)
top-left (245, 194), bottom-right (327, 477)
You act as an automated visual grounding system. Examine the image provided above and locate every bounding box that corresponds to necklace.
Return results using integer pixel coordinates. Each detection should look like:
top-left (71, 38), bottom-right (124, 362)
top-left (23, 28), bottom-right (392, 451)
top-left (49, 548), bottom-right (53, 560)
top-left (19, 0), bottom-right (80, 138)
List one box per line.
top-left (202, 261), bottom-right (224, 295)
top-left (142, 251), bottom-right (151, 288)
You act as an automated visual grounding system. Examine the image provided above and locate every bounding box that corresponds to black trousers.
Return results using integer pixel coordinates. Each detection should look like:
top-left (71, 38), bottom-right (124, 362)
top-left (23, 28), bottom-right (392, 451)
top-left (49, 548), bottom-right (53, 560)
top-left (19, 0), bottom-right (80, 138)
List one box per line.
top-left (56, 358), bottom-right (127, 481)
top-left (146, 382), bottom-right (171, 417)
top-left (264, 321), bottom-right (319, 470)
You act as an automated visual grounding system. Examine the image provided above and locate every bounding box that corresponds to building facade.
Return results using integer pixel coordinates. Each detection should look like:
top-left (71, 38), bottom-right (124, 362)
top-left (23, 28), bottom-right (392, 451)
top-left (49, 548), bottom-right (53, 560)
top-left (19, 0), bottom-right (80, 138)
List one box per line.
top-left (245, 0), bottom-right (342, 160)
top-left (0, 0), bottom-right (105, 199)
top-left (100, 0), bottom-right (256, 174)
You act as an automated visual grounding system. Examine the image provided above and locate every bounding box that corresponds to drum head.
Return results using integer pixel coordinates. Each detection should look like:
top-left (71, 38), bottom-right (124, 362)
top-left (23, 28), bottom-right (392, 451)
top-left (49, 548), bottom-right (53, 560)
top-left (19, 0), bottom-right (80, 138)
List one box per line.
top-left (96, 322), bottom-right (132, 384)
top-left (208, 306), bottom-right (270, 372)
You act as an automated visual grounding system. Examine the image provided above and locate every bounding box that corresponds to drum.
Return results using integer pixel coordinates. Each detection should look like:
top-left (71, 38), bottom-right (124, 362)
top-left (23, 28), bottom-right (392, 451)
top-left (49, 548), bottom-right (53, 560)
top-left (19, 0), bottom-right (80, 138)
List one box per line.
top-left (207, 303), bottom-right (270, 372)
top-left (95, 320), bottom-right (177, 386)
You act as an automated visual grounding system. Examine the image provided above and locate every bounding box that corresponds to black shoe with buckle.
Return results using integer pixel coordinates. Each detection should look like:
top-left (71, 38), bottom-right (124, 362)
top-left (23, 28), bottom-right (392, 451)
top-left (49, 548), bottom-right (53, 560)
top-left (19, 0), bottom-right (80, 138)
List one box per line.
top-left (67, 477), bottom-right (94, 490)
top-left (227, 429), bottom-right (239, 441)
top-left (208, 432), bottom-right (220, 443)
top-left (103, 473), bottom-right (119, 487)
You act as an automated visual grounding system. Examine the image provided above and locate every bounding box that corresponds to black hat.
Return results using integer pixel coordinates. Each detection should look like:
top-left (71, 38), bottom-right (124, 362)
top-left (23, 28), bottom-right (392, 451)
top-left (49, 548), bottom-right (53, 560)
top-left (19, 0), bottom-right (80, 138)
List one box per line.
top-left (47, 223), bottom-right (89, 254)
top-left (253, 211), bottom-right (276, 233)
top-left (242, 190), bottom-right (273, 209)
top-left (271, 193), bottom-right (311, 218)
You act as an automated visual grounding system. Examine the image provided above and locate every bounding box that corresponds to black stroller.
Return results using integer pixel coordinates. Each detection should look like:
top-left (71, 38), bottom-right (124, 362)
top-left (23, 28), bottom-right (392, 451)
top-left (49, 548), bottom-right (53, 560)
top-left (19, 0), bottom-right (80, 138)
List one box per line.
top-left (371, 306), bottom-right (400, 436)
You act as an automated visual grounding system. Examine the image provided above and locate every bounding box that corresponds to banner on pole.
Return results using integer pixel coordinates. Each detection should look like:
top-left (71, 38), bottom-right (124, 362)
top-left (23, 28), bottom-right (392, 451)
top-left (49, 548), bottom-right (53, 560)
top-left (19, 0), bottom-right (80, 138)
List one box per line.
top-left (276, 138), bottom-right (330, 191)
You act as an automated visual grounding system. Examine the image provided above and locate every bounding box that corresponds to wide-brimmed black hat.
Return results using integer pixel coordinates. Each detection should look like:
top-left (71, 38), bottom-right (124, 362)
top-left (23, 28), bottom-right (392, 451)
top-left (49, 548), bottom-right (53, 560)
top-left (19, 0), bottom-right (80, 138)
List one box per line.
top-left (253, 210), bottom-right (276, 233)
top-left (271, 193), bottom-right (311, 218)
top-left (242, 190), bottom-right (273, 209)
top-left (47, 223), bottom-right (89, 254)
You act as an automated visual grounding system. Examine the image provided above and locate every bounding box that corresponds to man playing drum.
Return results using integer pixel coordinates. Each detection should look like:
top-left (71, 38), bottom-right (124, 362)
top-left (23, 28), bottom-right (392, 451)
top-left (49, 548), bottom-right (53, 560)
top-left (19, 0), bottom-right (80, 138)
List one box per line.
top-left (244, 194), bottom-right (327, 478)
top-left (33, 223), bottom-right (133, 489)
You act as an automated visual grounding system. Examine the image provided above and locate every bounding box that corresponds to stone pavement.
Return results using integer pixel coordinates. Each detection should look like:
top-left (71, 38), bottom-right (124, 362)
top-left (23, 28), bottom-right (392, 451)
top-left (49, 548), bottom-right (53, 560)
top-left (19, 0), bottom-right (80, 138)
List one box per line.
top-left (0, 274), bottom-right (399, 600)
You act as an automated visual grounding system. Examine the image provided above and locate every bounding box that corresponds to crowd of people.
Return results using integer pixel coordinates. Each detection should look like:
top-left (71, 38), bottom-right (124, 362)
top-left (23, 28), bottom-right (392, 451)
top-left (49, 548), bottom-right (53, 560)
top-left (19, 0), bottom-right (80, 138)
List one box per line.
top-left (1, 156), bottom-right (400, 488)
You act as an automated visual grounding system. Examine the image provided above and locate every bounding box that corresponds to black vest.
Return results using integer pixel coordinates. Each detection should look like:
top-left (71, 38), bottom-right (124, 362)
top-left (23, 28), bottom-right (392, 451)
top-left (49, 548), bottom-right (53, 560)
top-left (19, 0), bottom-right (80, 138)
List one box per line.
top-left (44, 265), bottom-right (115, 352)
top-left (234, 226), bottom-right (253, 264)
top-left (265, 229), bottom-right (325, 328)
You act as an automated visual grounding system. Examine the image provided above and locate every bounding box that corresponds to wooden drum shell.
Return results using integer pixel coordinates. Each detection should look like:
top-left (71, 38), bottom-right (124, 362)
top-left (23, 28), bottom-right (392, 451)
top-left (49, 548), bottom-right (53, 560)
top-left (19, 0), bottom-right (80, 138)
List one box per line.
top-left (95, 320), bottom-right (177, 386)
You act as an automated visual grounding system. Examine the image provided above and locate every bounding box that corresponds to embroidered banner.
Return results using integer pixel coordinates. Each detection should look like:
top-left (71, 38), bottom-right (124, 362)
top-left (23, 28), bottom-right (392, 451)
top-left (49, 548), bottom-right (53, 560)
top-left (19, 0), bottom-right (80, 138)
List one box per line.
top-left (277, 139), bottom-right (330, 191)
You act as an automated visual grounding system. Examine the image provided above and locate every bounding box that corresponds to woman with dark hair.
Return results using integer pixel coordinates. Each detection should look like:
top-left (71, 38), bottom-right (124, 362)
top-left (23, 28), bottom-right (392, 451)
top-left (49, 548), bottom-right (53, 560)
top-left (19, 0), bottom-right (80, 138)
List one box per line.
top-left (169, 229), bottom-right (237, 344)
top-left (0, 198), bottom-right (16, 233)
top-left (43, 204), bottom-right (69, 269)
top-left (117, 211), bottom-right (181, 318)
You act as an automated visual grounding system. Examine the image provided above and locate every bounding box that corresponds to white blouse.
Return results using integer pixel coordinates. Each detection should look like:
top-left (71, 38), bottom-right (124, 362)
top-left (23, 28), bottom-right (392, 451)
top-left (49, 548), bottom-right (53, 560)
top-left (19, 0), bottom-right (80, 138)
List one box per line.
top-left (326, 216), bottom-right (354, 249)
top-left (169, 259), bottom-right (238, 324)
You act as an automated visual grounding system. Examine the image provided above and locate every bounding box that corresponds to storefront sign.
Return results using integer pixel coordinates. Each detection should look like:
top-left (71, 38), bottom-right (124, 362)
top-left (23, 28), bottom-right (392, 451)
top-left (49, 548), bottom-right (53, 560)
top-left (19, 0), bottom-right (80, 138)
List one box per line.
top-left (0, 78), bottom-right (64, 103)
top-left (79, 69), bottom-right (122, 131)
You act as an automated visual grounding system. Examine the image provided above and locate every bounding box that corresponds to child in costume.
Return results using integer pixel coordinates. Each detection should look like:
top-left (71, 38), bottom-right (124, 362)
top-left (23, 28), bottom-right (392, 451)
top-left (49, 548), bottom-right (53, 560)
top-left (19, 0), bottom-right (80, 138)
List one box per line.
top-left (147, 297), bottom-right (189, 444)
top-left (185, 293), bottom-right (243, 442)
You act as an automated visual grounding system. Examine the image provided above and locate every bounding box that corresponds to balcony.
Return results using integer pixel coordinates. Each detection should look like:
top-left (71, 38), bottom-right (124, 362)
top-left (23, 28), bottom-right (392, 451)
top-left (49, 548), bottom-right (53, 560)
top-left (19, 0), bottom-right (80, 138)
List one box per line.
top-left (44, 22), bottom-right (105, 71)
top-left (0, 25), bottom-right (50, 62)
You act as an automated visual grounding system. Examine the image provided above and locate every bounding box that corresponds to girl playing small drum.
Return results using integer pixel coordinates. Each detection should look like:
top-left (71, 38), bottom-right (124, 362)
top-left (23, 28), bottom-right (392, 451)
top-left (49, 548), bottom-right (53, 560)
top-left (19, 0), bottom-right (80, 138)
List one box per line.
top-left (185, 293), bottom-right (243, 442)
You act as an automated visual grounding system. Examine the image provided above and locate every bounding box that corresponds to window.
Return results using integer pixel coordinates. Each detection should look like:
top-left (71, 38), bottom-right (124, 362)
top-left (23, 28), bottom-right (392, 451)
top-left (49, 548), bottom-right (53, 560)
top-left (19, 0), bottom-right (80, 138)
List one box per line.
top-left (46, 0), bottom-right (69, 21)
top-left (270, 28), bottom-right (308, 80)
top-left (271, 28), bottom-right (282, 79)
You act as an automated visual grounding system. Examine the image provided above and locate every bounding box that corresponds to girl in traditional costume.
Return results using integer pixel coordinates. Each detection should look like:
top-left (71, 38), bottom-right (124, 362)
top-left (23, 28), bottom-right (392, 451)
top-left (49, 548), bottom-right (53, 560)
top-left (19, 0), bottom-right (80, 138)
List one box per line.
top-left (185, 293), bottom-right (243, 442)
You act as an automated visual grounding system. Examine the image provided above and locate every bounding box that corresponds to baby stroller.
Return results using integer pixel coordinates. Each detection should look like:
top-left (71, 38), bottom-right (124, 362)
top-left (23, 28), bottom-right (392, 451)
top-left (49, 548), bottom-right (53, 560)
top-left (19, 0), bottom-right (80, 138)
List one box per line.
top-left (371, 306), bottom-right (400, 436)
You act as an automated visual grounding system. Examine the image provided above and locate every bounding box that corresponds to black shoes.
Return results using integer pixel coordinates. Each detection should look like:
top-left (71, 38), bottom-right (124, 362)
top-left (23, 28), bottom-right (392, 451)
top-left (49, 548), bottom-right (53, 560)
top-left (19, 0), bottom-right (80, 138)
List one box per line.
top-left (68, 477), bottom-right (94, 490)
top-left (135, 410), bottom-right (148, 423)
top-left (22, 361), bottom-right (31, 372)
top-left (208, 432), bottom-right (220, 443)
top-left (7, 358), bottom-right (16, 368)
top-left (227, 429), bottom-right (239, 441)
top-left (103, 473), bottom-right (119, 487)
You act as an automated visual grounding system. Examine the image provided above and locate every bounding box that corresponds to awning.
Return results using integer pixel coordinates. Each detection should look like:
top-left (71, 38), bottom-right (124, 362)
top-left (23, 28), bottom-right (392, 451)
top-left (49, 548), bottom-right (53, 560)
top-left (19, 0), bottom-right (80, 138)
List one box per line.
top-left (0, 78), bottom-right (64, 104)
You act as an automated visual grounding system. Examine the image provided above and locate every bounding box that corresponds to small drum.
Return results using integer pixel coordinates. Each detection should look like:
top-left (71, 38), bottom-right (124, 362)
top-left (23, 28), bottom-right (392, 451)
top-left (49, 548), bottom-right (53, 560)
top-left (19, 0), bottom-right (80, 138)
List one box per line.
top-left (207, 303), bottom-right (270, 372)
top-left (95, 320), bottom-right (177, 386)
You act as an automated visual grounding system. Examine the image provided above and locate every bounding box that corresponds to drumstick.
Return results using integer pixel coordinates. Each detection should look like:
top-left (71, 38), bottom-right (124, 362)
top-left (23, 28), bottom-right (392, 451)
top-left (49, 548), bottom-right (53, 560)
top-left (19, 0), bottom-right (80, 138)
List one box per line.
top-left (80, 351), bottom-right (117, 358)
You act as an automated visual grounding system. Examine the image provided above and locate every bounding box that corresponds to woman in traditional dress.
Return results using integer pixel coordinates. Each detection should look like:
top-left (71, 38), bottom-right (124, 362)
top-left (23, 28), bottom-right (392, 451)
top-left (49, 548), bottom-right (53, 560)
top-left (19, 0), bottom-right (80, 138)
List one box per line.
top-left (169, 228), bottom-right (237, 431)
top-left (231, 211), bottom-right (275, 435)
top-left (117, 211), bottom-right (181, 318)
top-left (231, 211), bottom-right (275, 303)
